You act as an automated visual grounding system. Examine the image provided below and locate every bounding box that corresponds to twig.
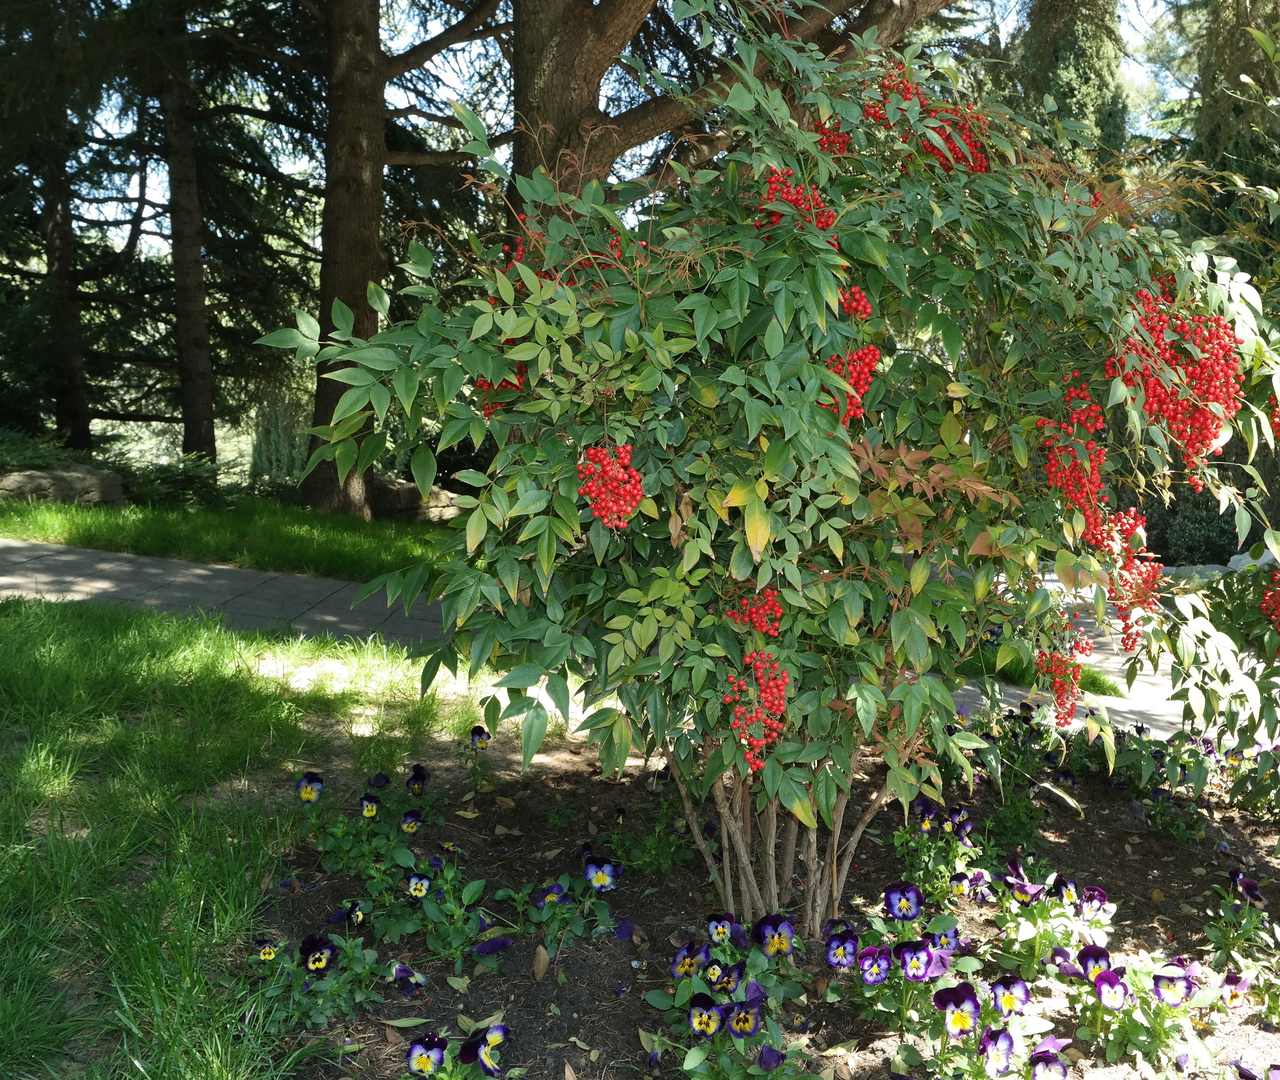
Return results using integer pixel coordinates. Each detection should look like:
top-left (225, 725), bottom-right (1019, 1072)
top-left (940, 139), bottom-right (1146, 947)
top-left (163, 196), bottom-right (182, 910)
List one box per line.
top-left (833, 780), bottom-right (892, 915)
top-left (670, 763), bottom-right (727, 908)
top-left (762, 798), bottom-right (779, 911)
top-left (823, 791), bottom-right (850, 924)
top-left (779, 815), bottom-right (799, 906)
top-left (711, 777), bottom-right (767, 918)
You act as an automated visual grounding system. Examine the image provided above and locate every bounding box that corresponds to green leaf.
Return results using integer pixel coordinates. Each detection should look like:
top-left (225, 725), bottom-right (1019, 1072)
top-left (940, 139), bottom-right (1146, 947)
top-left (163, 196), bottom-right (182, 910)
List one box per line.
top-left (383, 1017), bottom-right (433, 1028)
top-left (391, 847), bottom-right (416, 868)
top-left (763, 318), bottom-right (784, 358)
top-left (295, 309), bottom-right (320, 340)
top-left (461, 879), bottom-right (485, 905)
top-left (724, 82), bottom-right (756, 114)
top-left (331, 298), bottom-right (355, 336)
top-left (496, 664), bottom-right (542, 689)
top-left (451, 100), bottom-right (490, 144)
top-left (522, 701), bottom-right (549, 768)
top-left (410, 447), bottom-right (437, 496)
top-left (744, 497), bottom-right (770, 561)
top-left (255, 328), bottom-right (306, 349)
top-left (466, 507), bottom-right (488, 553)
top-left (367, 282), bottom-right (390, 318)
top-left (682, 1044), bottom-right (710, 1071)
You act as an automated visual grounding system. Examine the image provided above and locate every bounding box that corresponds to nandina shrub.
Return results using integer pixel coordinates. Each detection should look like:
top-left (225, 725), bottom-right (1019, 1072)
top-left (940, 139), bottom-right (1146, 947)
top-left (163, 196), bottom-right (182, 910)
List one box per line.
top-left (264, 20), bottom-right (1278, 932)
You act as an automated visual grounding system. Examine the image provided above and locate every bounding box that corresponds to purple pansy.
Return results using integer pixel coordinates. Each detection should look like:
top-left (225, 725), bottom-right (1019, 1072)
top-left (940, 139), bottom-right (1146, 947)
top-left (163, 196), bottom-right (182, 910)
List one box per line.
top-left (933, 981), bottom-right (981, 1039)
top-left (884, 881), bottom-right (924, 921)
top-left (858, 945), bottom-right (892, 985)
top-left (991, 975), bottom-right (1030, 1017)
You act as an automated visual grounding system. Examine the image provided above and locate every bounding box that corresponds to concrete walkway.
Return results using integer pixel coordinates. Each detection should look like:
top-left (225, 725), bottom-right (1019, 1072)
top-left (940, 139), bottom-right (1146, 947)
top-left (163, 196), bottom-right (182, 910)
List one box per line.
top-left (0, 538), bottom-right (442, 647)
top-left (0, 537), bottom-right (1184, 735)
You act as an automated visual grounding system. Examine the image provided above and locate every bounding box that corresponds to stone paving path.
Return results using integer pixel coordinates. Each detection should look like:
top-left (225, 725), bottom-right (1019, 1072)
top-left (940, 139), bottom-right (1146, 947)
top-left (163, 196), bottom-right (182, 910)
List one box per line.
top-left (0, 538), bottom-right (441, 647)
top-left (0, 537), bottom-right (1181, 735)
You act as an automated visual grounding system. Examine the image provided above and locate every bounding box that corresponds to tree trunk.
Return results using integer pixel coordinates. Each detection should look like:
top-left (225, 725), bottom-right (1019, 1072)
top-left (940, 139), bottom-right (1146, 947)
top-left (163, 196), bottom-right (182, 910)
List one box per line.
top-left (301, 0), bottom-right (385, 514)
top-left (160, 63), bottom-right (217, 461)
top-left (41, 159), bottom-right (91, 449)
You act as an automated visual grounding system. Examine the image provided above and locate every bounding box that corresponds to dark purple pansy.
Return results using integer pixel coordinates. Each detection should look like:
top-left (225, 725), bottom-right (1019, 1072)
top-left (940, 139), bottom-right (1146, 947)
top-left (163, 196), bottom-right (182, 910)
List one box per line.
top-left (469, 725), bottom-right (491, 750)
top-left (327, 900), bottom-right (365, 927)
top-left (1230, 868), bottom-right (1265, 906)
top-left (400, 809), bottom-right (423, 834)
top-left (367, 771), bottom-right (390, 789)
top-left (1048, 946), bottom-right (1082, 979)
top-left (613, 917), bottom-right (636, 942)
top-left (584, 858), bottom-right (619, 892)
top-left (1078, 884), bottom-right (1108, 916)
top-left (707, 912), bottom-right (737, 944)
top-left (858, 945), bottom-right (892, 985)
top-left (933, 981), bottom-right (980, 1039)
top-left (1078, 945), bottom-right (1111, 983)
top-left (825, 931), bottom-right (859, 971)
top-left (459, 1024), bottom-right (507, 1077)
top-left (358, 793), bottom-right (380, 819)
top-left (406, 1033), bottom-right (447, 1075)
top-left (688, 992), bottom-right (724, 1038)
top-left (928, 926), bottom-right (959, 953)
top-left (950, 872), bottom-right (970, 898)
top-left (713, 961), bottom-right (744, 994)
top-left (299, 933), bottom-right (335, 973)
top-left (980, 1027), bottom-right (1016, 1076)
top-left (1030, 1051), bottom-right (1068, 1079)
top-left (1222, 971), bottom-right (1252, 1008)
top-left (534, 883), bottom-right (566, 908)
top-left (406, 763), bottom-right (429, 796)
top-left (474, 936), bottom-right (514, 956)
top-left (391, 962), bottom-right (425, 998)
top-left (1051, 877), bottom-right (1079, 905)
top-left (295, 771), bottom-right (323, 803)
top-left (725, 996), bottom-right (763, 1039)
top-left (884, 881), bottom-right (924, 921)
top-left (753, 914), bottom-right (795, 958)
top-left (671, 942), bottom-right (710, 978)
top-left (893, 940), bottom-right (933, 982)
top-left (758, 1045), bottom-right (786, 1071)
top-left (991, 975), bottom-right (1030, 1017)
top-left (1153, 968), bottom-right (1193, 1007)
top-left (1094, 969), bottom-right (1129, 1009)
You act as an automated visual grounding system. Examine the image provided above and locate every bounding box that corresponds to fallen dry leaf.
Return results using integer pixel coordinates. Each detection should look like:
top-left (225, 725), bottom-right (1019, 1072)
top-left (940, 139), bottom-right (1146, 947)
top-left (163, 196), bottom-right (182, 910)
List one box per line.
top-left (532, 944), bottom-right (550, 981)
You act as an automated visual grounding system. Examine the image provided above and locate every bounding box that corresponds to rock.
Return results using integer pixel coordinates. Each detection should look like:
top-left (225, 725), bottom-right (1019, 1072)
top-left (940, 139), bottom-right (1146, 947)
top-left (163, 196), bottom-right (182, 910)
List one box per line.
top-left (418, 486), bottom-right (463, 522)
top-left (366, 475), bottom-right (422, 518)
top-left (1229, 550), bottom-right (1277, 572)
top-left (0, 465), bottom-right (124, 506)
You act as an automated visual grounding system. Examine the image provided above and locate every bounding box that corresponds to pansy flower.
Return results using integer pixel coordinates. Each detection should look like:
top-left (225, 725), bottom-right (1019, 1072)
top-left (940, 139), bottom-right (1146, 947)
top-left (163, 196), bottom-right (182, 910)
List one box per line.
top-left (1094, 969), bottom-right (1129, 1009)
top-left (726, 994), bottom-right (764, 1039)
top-left (1078, 884), bottom-right (1108, 916)
top-left (934, 982), bottom-right (980, 1039)
top-left (894, 940), bottom-right (933, 982)
top-left (299, 933), bottom-right (335, 973)
top-left (327, 900), bottom-right (365, 927)
top-left (707, 913), bottom-right (738, 945)
top-left (858, 945), bottom-right (892, 985)
top-left (969, 869), bottom-right (993, 899)
top-left (688, 992), bottom-right (724, 1038)
top-left (943, 806), bottom-right (969, 835)
top-left (401, 809), bottom-right (423, 834)
top-left (713, 961), bottom-right (744, 994)
top-left (753, 914), bottom-right (795, 958)
top-left (584, 857), bottom-right (619, 892)
top-left (1230, 868), bottom-right (1265, 907)
top-left (534, 883), bottom-right (566, 908)
top-left (407, 872), bottom-right (431, 898)
top-left (470, 725), bottom-right (491, 750)
top-left (1051, 877), bottom-right (1079, 905)
top-left (1152, 969), bottom-right (1192, 1007)
top-left (390, 962), bottom-right (426, 998)
top-left (1049, 947), bottom-right (1083, 979)
top-left (928, 926), bottom-right (960, 954)
top-left (955, 817), bottom-right (976, 846)
top-left (474, 936), bottom-right (514, 957)
top-left (295, 771), bottom-right (323, 802)
top-left (406, 763), bottom-right (429, 796)
top-left (1010, 878), bottom-right (1045, 905)
top-left (359, 793), bottom-right (380, 819)
top-left (825, 930), bottom-right (859, 971)
top-left (991, 975), bottom-right (1030, 1017)
top-left (440, 840), bottom-right (465, 859)
top-left (884, 881), bottom-right (923, 921)
top-left (1030, 1050), bottom-right (1068, 1079)
top-left (758, 1045), bottom-right (786, 1071)
top-left (671, 942), bottom-right (711, 979)
top-left (980, 1027), bottom-right (1016, 1077)
top-left (1222, 971), bottom-right (1252, 1008)
top-left (821, 917), bottom-right (852, 938)
top-left (1078, 945), bottom-right (1111, 984)
top-left (702, 959), bottom-right (724, 987)
top-left (459, 1024), bottom-right (508, 1077)
top-left (254, 938), bottom-right (278, 961)
top-left (950, 873), bottom-right (970, 898)
top-left (367, 771), bottom-right (390, 789)
top-left (406, 1033), bottom-right (447, 1075)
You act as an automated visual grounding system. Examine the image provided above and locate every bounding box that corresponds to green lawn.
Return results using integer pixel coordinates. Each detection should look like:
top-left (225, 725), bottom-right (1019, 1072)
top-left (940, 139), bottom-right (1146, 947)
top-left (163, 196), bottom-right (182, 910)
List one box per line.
top-left (0, 599), bottom-right (474, 1079)
top-left (959, 644), bottom-right (1123, 698)
top-left (0, 497), bottom-right (449, 580)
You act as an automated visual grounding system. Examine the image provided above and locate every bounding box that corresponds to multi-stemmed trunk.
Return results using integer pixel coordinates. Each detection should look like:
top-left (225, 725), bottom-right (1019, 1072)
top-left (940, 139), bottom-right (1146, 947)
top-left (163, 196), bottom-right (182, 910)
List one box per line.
top-left (671, 749), bottom-right (891, 935)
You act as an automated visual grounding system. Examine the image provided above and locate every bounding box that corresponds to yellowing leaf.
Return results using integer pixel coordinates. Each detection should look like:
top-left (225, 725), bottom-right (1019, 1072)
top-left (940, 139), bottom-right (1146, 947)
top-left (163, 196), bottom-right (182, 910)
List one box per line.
top-left (723, 480), bottom-right (753, 508)
top-left (744, 497), bottom-right (770, 561)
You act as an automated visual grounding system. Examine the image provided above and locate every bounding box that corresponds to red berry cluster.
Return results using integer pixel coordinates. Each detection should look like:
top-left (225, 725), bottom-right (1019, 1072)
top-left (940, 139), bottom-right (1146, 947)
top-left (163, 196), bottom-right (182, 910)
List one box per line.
top-left (1036, 649), bottom-right (1082, 728)
top-left (755, 167), bottom-right (838, 247)
top-left (1037, 370), bottom-right (1110, 548)
top-left (1261, 570), bottom-right (1280, 633)
top-left (1089, 190), bottom-right (1105, 209)
top-left (814, 119), bottom-right (851, 155)
top-left (726, 588), bottom-right (784, 637)
top-left (839, 284), bottom-right (872, 320)
top-left (820, 345), bottom-right (880, 426)
top-left (1269, 395), bottom-right (1280, 440)
top-left (475, 362), bottom-right (528, 420)
top-left (1097, 508), bottom-right (1164, 651)
top-left (722, 651), bottom-right (791, 773)
top-left (501, 212), bottom-right (529, 270)
top-left (1104, 285), bottom-right (1244, 491)
top-left (862, 66), bottom-right (990, 173)
top-left (577, 444), bottom-right (643, 530)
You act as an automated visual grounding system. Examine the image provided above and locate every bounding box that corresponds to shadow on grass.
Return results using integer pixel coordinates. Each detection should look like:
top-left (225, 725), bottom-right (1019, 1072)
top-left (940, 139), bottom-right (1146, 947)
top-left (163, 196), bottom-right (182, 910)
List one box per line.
top-left (0, 598), bottom-right (414, 1078)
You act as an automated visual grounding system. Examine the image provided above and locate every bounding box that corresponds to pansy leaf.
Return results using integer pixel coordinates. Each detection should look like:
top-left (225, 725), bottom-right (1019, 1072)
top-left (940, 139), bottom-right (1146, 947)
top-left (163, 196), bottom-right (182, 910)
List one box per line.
top-left (461, 880), bottom-right (486, 906)
top-left (521, 701), bottom-right (549, 768)
top-left (390, 847), bottom-right (416, 869)
top-left (682, 1045), bottom-right (710, 1071)
top-left (383, 1017), bottom-right (433, 1028)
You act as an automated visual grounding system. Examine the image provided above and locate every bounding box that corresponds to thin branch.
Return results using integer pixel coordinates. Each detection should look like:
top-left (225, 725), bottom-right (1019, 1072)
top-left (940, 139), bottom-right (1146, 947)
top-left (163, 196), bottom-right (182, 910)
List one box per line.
top-left (198, 103), bottom-right (319, 137)
top-left (381, 0), bottom-right (505, 81)
top-left (385, 148), bottom-right (474, 167)
top-left (711, 774), bottom-right (766, 919)
top-left (386, 106), bottom-right (468, 128)
top-left (671, 762), bottom-right (728, 908)
top-left (90, 409), bottom-right (182, 423)
top-left (833, 779), bottom-right (892, 915)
